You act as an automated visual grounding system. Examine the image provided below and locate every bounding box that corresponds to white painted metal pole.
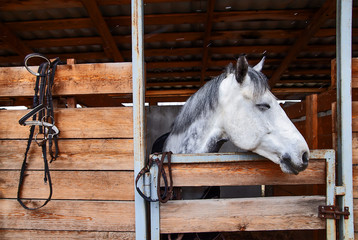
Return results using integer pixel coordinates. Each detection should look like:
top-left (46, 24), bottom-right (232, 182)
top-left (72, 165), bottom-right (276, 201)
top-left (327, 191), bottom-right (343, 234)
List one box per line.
top-left (326, 150), bottom-right (336, 240)
top-left (336, 0), bottom-right (354, 239)
top-left (132, 0), bottom-right (147, 239)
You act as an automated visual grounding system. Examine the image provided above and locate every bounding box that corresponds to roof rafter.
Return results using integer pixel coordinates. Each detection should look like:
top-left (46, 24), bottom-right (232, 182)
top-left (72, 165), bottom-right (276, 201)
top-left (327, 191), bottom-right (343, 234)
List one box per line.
top-left (200, 0), bottom-right (216, 85)
top-left (6, 8), bottom-right (348, 32)
top-left (0, 21), bottom-right (32, 59)
top-left (81, 0), bottom-right (124, 62)
top-left (269, 0), bottom-right (336, 87)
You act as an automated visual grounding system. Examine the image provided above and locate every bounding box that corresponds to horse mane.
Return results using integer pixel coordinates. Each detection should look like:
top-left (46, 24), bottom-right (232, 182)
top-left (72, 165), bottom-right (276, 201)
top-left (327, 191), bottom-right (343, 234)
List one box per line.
top-left (170, 62), bottom-right (269, 135)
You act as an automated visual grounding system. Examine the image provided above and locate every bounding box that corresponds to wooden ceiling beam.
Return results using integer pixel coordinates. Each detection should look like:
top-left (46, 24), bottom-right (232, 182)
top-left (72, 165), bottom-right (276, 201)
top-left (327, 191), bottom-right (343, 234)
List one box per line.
top-left (22, 26), bottom-right (350, 49)
top-left (0, 0), bottom-right (195, 11)
top-left (5, 8), bottom-right (347, 32)
top-left (146, 69), bottom-right (331, 80)
top-left (0, 21), bottom-right (32, 58)
top-left (269, 0), bottom-right (336, 87)
top-left (81, 0), bottom-right (124, 62)
top-left (0, 43), bottom-right (348, 65)
top-left (146, 87), bottom-right (327, 99)
top-left (146, 78), bottom-right (330, 88)
top-left (147, 81), bottom-right (200, 87)
top-left (200, 0), bottom-right (215, 85)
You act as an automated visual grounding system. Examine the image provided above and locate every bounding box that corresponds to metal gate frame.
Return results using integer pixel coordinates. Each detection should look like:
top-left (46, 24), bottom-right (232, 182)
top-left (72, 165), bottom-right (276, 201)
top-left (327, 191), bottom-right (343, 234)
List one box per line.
top-left (148, 150), bottom-right (336, 240)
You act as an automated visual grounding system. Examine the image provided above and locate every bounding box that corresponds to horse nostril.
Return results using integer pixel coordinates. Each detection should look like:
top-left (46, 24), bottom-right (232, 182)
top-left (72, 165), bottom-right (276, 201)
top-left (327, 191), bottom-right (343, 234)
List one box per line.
top-left (302, 151), bottom-right (309, 165)
top-left (282, 153), bottom-right (291, 162)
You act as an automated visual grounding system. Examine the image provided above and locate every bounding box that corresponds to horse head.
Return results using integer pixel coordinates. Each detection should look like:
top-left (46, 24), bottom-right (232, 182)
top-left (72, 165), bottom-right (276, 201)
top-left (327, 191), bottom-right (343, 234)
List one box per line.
top-left (219, 55), bottom-right (309, 174)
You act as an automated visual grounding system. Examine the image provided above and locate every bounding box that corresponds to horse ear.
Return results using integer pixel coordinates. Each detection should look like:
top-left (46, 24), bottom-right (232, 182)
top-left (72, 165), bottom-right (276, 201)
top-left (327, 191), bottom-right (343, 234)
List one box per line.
top-left (253, 56), bottom-right (265, 72)
top-left (236, 55), bottom-right (248, 83)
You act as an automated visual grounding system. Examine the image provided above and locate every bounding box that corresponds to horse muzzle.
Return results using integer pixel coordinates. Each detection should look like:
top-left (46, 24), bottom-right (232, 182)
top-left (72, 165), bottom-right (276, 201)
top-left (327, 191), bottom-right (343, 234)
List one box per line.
top-left (280, 151), bottom-right (309, 175)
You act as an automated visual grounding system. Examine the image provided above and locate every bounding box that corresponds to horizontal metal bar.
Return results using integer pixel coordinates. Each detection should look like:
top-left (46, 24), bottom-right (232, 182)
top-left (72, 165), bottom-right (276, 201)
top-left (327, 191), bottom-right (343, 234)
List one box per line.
top-left (335, 186), bottom-right (346, 196)
top-left (150, 149), bottom-right (335, 164)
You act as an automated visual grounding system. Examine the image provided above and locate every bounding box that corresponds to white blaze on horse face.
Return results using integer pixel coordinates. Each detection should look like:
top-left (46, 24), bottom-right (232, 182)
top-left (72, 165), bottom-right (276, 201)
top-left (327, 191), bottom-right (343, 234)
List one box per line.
top-left (219, 73), bottom-right (310, 174)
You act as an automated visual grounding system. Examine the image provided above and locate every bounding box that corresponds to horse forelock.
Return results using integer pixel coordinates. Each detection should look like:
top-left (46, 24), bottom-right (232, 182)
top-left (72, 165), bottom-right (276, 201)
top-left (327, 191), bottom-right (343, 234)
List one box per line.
top-left (247, 67), bottom-right (270, 98)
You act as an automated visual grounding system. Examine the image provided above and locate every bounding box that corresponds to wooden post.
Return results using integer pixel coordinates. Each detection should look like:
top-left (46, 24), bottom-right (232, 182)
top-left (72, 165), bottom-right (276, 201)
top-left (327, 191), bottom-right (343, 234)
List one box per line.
top-left (66, 59), bottom-right (77, 108)
top-left (66, 58), bottom-right (76, 65)
top-left (305, 94), bottom-right (318, 149)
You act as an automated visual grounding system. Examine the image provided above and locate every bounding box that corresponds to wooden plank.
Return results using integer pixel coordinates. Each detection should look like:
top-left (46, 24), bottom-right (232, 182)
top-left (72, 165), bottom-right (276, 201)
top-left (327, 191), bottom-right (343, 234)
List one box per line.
top-left (0, 62), bottom-right (132, 97)
top-left (353, 102), bottom-right (358, 132)
top-left (0, 139), bottom-right (134, 170)
top-left (353, 165), bottom-right (358, 198)
top-left (352, 101), bottom-right (358, 132)
top-left (318, 115), bottom-right (332, 136)
top-left (164, 160), bottom-right (325, 187)
top-left (331, 58), bottom-right (358, 89)
top-left (0, 199), bottom-right (134, 231)
top-left (333, 101), bottom-right (358, 132)
top-left (353, 58), bottom-right (358, 89)
top-left (353, 133), bottom-right (358, 164)
top-left (0, 107), bottom-right (133, 139)
top-left (160, 196), bottom-right (325, 233)
top-left (0, 230), bottom-right (135, 240)
top-left (0, 171), bottom-right (134, 200)
top-left (306, 94), bottom-right (318, 149)
top-left (317, 89), bottom-right (336, 113)
top-left (318, 133), bottom-right (333, 149)
top-left (354, 199), bottom-right (358, 230)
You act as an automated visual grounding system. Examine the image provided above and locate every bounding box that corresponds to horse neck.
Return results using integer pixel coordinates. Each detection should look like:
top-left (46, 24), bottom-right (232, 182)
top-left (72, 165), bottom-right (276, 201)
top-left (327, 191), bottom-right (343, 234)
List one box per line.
top-left (164, 108), bottom-right (226, 154)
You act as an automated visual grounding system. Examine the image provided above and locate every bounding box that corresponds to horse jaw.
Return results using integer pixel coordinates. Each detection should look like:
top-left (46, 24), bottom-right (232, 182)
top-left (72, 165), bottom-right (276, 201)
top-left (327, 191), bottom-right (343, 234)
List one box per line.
top-left (251, 101), bottom-right (310, 175)
top-left (219, 73), bottom-right (310, 175)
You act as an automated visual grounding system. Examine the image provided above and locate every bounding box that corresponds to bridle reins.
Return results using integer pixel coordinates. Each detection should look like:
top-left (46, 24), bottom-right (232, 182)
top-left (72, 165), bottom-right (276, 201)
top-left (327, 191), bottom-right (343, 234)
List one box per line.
top-left (17, 53), bottom-right (61, 210)
top-left (135, 152), bottom-right (174, 203)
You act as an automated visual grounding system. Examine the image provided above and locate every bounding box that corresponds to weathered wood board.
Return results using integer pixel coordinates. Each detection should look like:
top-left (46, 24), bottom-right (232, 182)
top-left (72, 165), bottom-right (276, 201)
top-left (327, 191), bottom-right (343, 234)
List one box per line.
top-left (160, 196), bottom-right (325, 233)
top-left (0, 107), bottom-right (133, 139)
top-left (163, 159), bottom-right (325, 187)
top-left (0, 230), bottom-right (135, 240)
top-left (0, 139), bottom-right (134, 170)
top-left (0, 62), bottom-right (132, 97)
top-left (0, 199), bottom-right (135, 232)
top-left (353, 133), bottom-right (358, 164)
top-left (0, 171), bottom-right (134, 200)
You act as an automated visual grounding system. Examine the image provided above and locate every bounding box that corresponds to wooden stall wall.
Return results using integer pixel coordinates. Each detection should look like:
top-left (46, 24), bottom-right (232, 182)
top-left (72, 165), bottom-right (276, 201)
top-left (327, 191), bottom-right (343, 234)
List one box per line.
top-left (290, 58), bottom-right (358, 237)
top-left (283, 90), bottom-right (336, 151)
top-left (0, 61), bottom-right (135, 239)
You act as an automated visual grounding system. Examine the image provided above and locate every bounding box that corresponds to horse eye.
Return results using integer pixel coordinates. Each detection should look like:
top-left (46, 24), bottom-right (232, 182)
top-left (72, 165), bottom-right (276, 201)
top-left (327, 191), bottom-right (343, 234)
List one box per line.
top-left (256, 103), bottom-right (271, 111)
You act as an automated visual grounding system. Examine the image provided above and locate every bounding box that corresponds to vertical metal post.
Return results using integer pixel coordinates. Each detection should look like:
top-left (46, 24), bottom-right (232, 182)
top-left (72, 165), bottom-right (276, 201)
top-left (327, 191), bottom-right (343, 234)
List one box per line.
top-left (326, 150), bottom-right (336, 240)
top-left (132, 0), bottom-right (147, 239)
top-left (150, 164), bottom-right (160, 240)
top-left (336, 0), bottom-right (354, 239)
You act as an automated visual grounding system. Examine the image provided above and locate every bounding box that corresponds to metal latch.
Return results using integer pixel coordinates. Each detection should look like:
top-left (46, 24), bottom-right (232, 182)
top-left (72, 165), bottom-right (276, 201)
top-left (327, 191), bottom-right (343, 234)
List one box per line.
top-left (318, 205), bottom-right (350, 220)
